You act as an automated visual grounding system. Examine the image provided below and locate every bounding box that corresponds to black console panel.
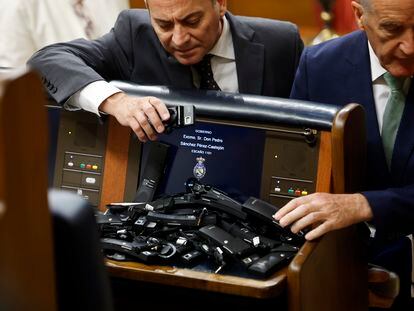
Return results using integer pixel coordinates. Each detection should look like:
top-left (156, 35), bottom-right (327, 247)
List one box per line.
top-left (49, 85), bottom-right (340, 207)
top-left (52, 110), bottom-right (107, 207)
top-left (50, 110), bottom-right (319, 209)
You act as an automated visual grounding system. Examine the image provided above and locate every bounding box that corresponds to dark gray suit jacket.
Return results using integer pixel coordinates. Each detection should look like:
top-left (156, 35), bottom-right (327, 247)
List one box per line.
top-left (28, 9), bottom-right (303, 103)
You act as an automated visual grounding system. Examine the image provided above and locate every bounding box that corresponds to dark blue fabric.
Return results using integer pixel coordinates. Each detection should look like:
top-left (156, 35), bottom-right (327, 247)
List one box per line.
top-left (290, 30), bottom-right (414, 309)
top-left (291, 30), bottom-right (414, 239)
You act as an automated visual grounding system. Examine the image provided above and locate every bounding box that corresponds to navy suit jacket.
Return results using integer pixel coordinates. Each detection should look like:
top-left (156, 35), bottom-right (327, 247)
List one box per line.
top-left (28, 9), bottom-right (303, 102)
top-left (290, 31), bottom-right (414, 241)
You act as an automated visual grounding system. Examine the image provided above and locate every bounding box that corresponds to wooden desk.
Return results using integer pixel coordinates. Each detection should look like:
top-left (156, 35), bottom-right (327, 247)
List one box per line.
top-left (98, 100), bottom-right (368, 310)
top-left (106, 226), bottom-right (365, 308)
top-left (107, 261), bottom-right (287, 298)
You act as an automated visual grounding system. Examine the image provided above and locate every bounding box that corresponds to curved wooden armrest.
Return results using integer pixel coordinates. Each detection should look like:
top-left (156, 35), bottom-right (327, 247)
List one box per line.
top-left (368, 265), bottom-right (400, 308)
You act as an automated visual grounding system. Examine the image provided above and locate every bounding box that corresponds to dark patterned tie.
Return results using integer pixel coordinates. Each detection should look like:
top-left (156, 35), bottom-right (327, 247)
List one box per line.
top-left (382, 72), bottom-right (406, 168)
top-left (194, 54), bottom-right (221, 90)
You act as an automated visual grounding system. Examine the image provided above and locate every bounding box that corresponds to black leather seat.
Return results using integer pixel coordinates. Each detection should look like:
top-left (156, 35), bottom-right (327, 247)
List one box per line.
top-left (49, 189), bottom-right (113, 311)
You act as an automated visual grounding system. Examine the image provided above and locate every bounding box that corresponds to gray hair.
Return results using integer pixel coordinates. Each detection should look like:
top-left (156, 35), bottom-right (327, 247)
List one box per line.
top-left (359, 0), bottom-right (373, 12)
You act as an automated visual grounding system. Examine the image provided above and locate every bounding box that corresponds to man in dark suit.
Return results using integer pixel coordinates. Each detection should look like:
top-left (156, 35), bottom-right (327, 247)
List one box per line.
top-left (274, 0), bottom-right (414, 309)
top-left (28, 0), bottom-right (303, 142)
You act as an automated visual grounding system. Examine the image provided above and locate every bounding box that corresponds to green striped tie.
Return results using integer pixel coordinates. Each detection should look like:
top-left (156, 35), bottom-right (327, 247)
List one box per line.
top-left (382, 72), bottom-right (406, 168)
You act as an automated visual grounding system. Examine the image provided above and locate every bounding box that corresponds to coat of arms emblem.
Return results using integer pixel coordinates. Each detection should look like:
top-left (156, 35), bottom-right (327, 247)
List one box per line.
top-left (193, 156), bottom-right (206, 180)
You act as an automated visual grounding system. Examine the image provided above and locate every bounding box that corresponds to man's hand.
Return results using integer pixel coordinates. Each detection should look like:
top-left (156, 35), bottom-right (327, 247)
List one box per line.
top-left (99, 92), bottom-right (170, 142)
top-left (273, 193), bottom-right (373, 240)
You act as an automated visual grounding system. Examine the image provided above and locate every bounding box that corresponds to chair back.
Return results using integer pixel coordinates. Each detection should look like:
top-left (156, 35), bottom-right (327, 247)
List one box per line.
top-left (0, 70), bottom-right (56, 310)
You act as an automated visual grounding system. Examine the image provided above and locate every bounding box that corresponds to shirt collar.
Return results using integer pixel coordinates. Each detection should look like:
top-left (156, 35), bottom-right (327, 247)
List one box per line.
top-left (368, 41), bottom-right (387, 83)
top-left (368, 40), bottom-right (412, 93)
top-left (209, 15), bottom-right (235, 61)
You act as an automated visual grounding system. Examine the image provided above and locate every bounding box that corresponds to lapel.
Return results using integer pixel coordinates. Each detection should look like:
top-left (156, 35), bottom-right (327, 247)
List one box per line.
top-left (343, 31), bottom-right (390, 177)
top-left (226, 13), bottom-right (264, 95)
top-left (391, 82), bottom-right (414, 182)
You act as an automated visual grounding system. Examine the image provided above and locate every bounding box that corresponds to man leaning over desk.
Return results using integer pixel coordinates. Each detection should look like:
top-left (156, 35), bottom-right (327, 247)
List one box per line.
top-left (28, 0), bottom-right (303, 142)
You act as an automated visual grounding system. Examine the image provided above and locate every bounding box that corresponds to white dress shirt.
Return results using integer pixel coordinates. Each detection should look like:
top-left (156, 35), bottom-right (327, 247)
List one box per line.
top-left (192, 15), bottom-right (238, 92)
top-left (0, 0), bottom-right (129, 68)
top-left (368, 42), bottom-right (411, 133)
top-left (66, 15), bottom-right (238, 116)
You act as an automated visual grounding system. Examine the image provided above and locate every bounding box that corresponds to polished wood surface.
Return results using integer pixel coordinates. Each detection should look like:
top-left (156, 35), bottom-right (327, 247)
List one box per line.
top-left (0, 71), bottom-right (56, 310)
top-left (227, 0), bottom-right (319, 41)
top-left (100, 117), bottom-right (131, 211)
top-left (331, 103), bottom-right (366, 194)
top-left (107, 260), bottom-right (287, 298)
top-left (101, 104), bottom-right (367, 309)
top-left (315, 131), bottom-right (332, 193)
top-left (287, 103), bottom-right (367, 311)
top-left (227, 0), bottom-right (316, 25)
top-left (129, 0), bottom-right (145, 8)
top-left (288, 226), bottom-right (367, 311)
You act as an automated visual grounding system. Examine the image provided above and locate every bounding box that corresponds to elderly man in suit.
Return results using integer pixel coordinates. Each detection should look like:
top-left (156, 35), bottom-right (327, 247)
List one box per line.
top-left (29, 0), bottom-right (303, 142)
top-left (274, 0), bottom-right (414, 309)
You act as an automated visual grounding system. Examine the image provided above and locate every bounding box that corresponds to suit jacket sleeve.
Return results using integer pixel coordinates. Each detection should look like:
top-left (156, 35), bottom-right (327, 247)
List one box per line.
top-left (28, 10), bottom-right (135, 103)
top-left (289, 47), bottom-right (309, 101)
top-left (363, 186), bottom-right (414, 238)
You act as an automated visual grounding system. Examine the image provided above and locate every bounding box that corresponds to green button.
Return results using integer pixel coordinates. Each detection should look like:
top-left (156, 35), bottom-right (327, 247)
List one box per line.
top-left (80, 163), bottom-right (86, 169)
top-left (288, 188), bottom-right (294, 194)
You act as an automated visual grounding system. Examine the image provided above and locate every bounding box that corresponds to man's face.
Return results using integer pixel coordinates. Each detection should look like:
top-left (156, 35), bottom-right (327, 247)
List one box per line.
top-left (147, 0), bottom-right (226, 66)
top-left (353, 0), bottom-right (414, 77)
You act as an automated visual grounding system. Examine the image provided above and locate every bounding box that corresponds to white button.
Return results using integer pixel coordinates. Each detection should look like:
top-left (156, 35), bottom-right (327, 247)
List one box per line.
top-left (85, 177), bottom-right (96, 184)
top-left (68, 162), bottom-right (74, 167)
top-left (185, 116), bottom-right (193, 125)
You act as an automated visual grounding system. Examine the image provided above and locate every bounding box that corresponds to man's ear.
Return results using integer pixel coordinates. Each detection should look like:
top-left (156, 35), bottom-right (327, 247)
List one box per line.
top-left (351, 1), bottom-right (365, 30)
top-left (216, 0), bottom-right (227, 17)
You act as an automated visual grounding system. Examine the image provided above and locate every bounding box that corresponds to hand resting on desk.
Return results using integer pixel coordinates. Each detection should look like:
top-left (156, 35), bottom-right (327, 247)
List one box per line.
top-left (273, 192), bottom-right (373, 240)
